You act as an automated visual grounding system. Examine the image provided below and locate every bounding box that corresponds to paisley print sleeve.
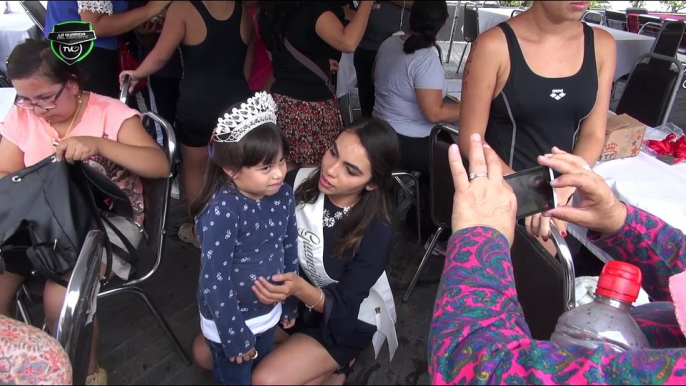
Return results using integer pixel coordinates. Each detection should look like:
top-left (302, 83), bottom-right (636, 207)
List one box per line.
top-left (428, 227), bottom-right (686, 385)
top-left (0, 315), bottom-right (72, 385)
top-left (589, 204), bottom-right (686, 302)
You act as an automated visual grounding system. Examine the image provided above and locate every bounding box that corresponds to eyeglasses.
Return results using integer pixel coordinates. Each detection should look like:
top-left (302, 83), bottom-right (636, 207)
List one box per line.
top-left (14, 83), bottom-right (67, 110)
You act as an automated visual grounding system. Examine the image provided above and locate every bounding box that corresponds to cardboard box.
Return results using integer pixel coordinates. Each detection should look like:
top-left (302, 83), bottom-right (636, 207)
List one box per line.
top-left (598, 114), bottom-right (647, 162)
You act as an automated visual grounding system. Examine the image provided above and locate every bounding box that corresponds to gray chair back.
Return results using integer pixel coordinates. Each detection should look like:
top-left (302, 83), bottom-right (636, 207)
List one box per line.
top-left (54, 230), bottom-right (104, 385)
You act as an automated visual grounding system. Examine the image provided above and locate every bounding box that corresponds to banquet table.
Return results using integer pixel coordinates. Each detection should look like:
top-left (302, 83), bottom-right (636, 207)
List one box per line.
top-left (568, 148), bottom-right (686, 263)
top-left (0, 2), bottom-right (41, 75)
top-left (476, 9), bottom-right (654, 81)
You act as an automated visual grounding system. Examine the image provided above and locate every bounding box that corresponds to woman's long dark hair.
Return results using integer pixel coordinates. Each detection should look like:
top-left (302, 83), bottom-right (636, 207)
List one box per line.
top-left (6, 39), bottom-right (84, 87)
top-left (296, 118), bottom-right (400, 259)
top-left (404, 1), bottom-right (449, 54)
top-left (190, 118), bottom-right (289, 219)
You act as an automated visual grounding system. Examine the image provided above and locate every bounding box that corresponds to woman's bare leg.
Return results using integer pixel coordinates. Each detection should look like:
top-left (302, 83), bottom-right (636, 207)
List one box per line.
top-left (180, 145), bottom-right (209, 215)
top-left (252, 333), bottom-right (341, 385)
top-left (192, 334), bottom-right (213, 370)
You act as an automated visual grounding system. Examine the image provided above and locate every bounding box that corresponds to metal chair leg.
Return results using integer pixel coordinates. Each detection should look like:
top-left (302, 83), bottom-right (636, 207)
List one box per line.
top-left (457, 42), bottom-right (470, 74)
top-left (393, 172), bottom-right (422, 244)
top-left (403, 227), bottom-right (445, 302)
top-left (99, 286), bottom-right (192, 365)
top-left (15, 296), bottom-right (32, 326)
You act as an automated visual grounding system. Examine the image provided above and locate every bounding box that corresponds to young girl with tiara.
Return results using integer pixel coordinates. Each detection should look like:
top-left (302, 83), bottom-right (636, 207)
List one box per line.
top-left (191, 92), bottom-right (299, 385)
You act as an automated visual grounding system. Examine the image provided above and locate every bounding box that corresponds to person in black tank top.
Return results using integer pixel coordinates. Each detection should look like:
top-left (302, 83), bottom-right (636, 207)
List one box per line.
top-left (456, 1), bottom-right (616, 254)
top-left (487, 22), bottom-right (597, 172)
top-left (120, 1), bottom-right (254, 245)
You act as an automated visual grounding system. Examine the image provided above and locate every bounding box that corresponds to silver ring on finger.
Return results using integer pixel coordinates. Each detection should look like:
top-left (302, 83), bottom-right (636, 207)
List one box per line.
top-left (582, 163), bottom-right (592, 171)
top-left (469, 172), bottom-right (488, 181)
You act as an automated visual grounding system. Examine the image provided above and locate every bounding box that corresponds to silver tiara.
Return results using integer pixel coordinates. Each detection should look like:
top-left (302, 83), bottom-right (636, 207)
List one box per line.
top-left (213, 92), bottom-right (278, 143)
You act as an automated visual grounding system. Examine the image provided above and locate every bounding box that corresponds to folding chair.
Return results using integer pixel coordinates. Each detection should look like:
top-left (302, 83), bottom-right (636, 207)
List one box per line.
top-left (403, 123), bottom-right (575, 315)
top-left (95, 108), bottom-right (191, 365)
top-left (582, 10), bottom-right (604, 25)
top-left (402, 123), bottom-right (457, 302)
top-left (613, 20), bottom-right (685, 98)
top-left (615, 52), bottom-right (684, 127)
top-left (19, 1), bottom-right (46, 32)
top-left (392, 170), bottom-right (422, 244)
top-left (16, 91), bottom-right (191, 365)
top-left (457, 2), bottom-right (479, 74)
top-left (604, 9), bottom-right (627, 30)
top-left (54, 230), bottom-right (105, 385)
top-left (510, 224), bottom-right (575, 339)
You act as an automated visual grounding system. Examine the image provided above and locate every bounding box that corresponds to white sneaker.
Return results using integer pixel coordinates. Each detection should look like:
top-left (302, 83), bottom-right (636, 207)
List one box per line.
top-left (171, 178), bottom-right (181, 200)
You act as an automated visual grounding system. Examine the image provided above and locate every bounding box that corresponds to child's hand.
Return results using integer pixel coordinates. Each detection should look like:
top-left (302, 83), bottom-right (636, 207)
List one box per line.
top-left (281, 317), bottom-right (296, 329)
top-left (229, 348), bottom-right (257, 364)
top-left (252, 273), bottom-right (301, 304)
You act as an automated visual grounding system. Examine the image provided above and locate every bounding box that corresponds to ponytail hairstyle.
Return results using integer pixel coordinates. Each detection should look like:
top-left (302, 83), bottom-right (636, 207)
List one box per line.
top-left (189, 96), bottom-right (289, 219)
top-left (295, 118), bottom-right (400, 259)
top-left (403, 1), bottom-right (449, 54)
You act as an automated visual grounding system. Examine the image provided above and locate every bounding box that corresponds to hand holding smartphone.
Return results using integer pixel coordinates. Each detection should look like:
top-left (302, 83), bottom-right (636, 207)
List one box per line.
top-left (504, 166), bottom-right (557, 220)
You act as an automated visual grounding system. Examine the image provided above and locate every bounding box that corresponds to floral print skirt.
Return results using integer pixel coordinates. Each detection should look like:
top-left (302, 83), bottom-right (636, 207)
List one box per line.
top-left (273, 93), bottom-right (343, 166)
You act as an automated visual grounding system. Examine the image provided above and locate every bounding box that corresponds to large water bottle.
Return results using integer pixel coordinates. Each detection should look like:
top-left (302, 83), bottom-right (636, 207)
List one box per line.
top-left (550, 261), bottom-right (649, 352)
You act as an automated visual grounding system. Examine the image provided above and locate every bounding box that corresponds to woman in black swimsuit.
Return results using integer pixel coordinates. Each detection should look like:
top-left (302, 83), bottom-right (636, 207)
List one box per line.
top-left (457, 1), bottom-right (616, 254)
top-left (120, 1), bottom-right (253, 245)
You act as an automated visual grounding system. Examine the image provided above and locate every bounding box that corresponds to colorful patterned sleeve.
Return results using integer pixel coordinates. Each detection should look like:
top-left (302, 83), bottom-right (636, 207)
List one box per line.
top-left (589, 204), bottom-right (686, 302)
top-left (428, 227), bottom-right (686, 385)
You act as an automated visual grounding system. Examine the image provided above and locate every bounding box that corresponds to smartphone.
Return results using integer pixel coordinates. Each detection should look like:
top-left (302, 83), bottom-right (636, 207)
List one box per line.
top-left (504, 166), bottom-right (557, 220)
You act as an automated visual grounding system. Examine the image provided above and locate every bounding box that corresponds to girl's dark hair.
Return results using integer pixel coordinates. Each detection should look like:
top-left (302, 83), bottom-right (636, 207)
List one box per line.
top-left (296, 118), bottom-right (400, 259)
top-left (6, 39), bottom-right (84, 87)
top-left (404, 1), bottom-right (449, 54)
top-left (257, 1), bottom-right (305, 51)
top-left (189, 115), bottom-right (290, 219)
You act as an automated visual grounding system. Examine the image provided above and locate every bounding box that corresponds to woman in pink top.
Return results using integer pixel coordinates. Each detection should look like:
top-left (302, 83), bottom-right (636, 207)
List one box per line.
top-left (0, 39), bottom-right (168, 385)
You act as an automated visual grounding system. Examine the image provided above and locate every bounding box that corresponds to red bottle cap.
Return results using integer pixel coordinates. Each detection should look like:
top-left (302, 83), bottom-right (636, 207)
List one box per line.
top-left (596, 261), bottom-right (643, 303)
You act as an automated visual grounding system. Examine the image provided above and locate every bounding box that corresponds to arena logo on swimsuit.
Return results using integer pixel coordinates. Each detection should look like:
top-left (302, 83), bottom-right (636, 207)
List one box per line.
top-left (298, 228), bottom-right (326, 287)
top-left (47, 21), bottom-right (97, 65)
top-left (550, 89), bottom-right (567, 101)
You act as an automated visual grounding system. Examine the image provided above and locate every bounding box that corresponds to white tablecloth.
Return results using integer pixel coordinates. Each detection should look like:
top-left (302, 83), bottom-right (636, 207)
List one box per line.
top-left (590, 24), bottom-right (654, 80)
top-left (568, 151), bottom-right (686, 262)
top-left (478, 8), bottom-right (518, 32)
top-left (0, 2), bottom-right (41, 75)
top-left (476, 9), bottom-right (655, 81)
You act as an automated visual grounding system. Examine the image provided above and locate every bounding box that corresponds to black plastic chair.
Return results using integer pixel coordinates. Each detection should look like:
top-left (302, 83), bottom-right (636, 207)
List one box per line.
top-left (402, 124), bottom-right (457, 302)
top-left (613, 20), bottom-right (685, 98)
top-left (403, 123), bottom-right (576, 313)
top-left (392, 170), bottom-right (422, 244)
top-left (510, 224), bottom-right (575, 339)
top-left (638, 14), bottom-right (664, 32)
top-left (19, 1), bottom-right (46, 32)
top-left (457, 2), bottom-right (480, 74)
top-left (605, 9), bottom-right (627, 30)
top-left (615, 52), bottom-right (684, 127)
top-left (54, 230), bottom-right (104, 385)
